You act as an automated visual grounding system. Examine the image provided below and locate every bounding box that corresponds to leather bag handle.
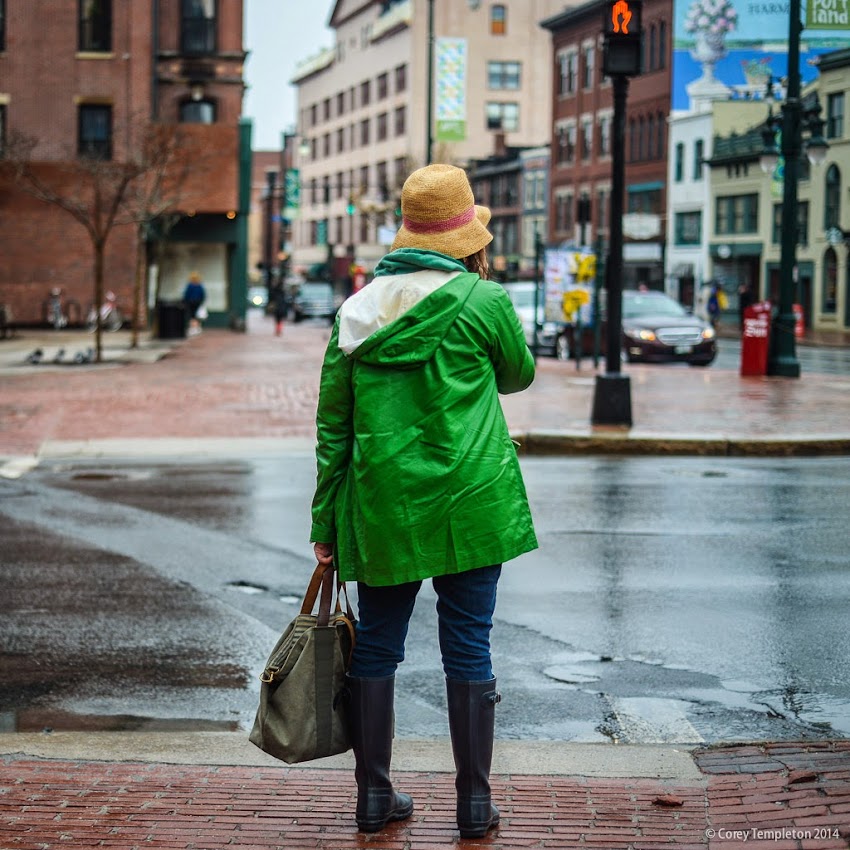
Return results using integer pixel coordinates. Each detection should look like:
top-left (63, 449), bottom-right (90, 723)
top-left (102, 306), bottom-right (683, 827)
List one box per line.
top-left (300, 562), bottom-right (354, 626)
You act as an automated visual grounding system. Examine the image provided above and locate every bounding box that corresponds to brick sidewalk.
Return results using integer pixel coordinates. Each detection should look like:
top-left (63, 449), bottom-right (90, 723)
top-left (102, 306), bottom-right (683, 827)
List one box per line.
top-left (2, 314), bottom-right (850, 459)
top-left (1, 743), bottom-right (848, 850)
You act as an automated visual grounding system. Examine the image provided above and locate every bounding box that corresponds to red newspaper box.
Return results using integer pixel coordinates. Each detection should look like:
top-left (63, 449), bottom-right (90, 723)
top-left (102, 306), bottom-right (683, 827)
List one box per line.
top-left (740, 301), bottom-right (771, 376)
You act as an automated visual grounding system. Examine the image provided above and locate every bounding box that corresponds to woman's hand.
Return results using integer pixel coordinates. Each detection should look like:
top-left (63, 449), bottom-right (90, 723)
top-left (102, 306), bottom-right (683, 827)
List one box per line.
top-left (313, 541), bottom-right (334, 565)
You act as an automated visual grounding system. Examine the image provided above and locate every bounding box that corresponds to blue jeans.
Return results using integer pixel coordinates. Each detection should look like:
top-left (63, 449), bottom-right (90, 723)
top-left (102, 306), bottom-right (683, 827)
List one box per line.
top-left (349, 565), bottom-right (502, 681)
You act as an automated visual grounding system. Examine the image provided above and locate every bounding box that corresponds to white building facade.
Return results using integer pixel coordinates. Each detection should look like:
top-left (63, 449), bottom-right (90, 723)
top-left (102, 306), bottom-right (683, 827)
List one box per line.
top-left (290, 0), bottom-right (566, 277)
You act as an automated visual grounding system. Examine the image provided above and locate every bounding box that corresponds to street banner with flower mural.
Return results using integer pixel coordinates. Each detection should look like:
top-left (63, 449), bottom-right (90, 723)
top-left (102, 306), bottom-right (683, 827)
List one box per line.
top-left (673, 0), bottom-right (850, 111)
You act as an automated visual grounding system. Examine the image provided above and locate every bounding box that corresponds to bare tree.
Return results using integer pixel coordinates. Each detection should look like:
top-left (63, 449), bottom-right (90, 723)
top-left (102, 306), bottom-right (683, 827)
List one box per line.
top-left (2, 120), bottom-right (202, 361)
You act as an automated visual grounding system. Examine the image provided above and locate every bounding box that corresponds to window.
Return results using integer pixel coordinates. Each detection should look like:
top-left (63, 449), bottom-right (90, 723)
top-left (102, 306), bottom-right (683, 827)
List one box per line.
top-left (694, 138), bottom-right (704, 179)
top-left (554, 191), bottom-right (573, 233)
top-left (659, 20), bottom-right (667, 69)
top-left (657, 111), bottom-right (665, 159)
top-left (179, 99), bottom-right (215, 123)
top-left (491, 4), bottom-right (506, 35)
top-left (674, 142), bottom-right (684, 181)
top-left (488, 61), bottom-right (521, 90)
top-left (557, 51), bottom-right (577, 95)
top-left (486, 102), bottom-right (519, 131)
top-left (674, 211), bottom-right (702, 245)
top-left (377, 112), bottom-right (388, 141)
top-left (823, 247), bottom-right (838, 313)
top-left (597, 187), bottom-right (608, 230)
top-left (395, 64), bottom-right (407, 92)
top-left (0, 0), bottom-right (5, 51)
top-left (377, 72), bottom-right (389, 99)
top-left (79, 0), bottom-right (111, 52)
top-left (628, 189), bottom-right (661, 214)
top-left (581, 119), bottom-right (592, 160)
top-left (323, 98), bottom-right (331, 121)
top-left (715, 194), bottom-right (759, 234)
top-left (647, 115), bottom-right (655, 159)
top-left (377, 161), bottom-right (388, 198)
top-left (637, 116), bottom-right (645, 161)
top-left (648, 25), bottom-right (657, 71)
top-left (394, 105), bottom-right (406, 136)
top-left (336, 127), bottom-right (345, 153)
top-left (827, 93), bottom-right (844, 139)
top-left (361, 80), bottom-right (371, 107)
top-left (181, 0), bottom-right (216, 56)
top-left (0, 104), bottom-right (6, 156)
top-left (360, 118), bottom-right (370, 146)
top-left (323, 133), bottom-right (330, 157)
top-left (556, 124), bottom-right (576, 164)
top-left (824, 164), bottom-right (841, 228)
top-left (598, 114), bottom-right (611, 157)
top-left (336, 172), bottom-right (345, 200)
top-left (772, 201), bottom-right (809, 246)
top-left (336, 91), bottom-right (345, 116)
top-left (309, 104), bottom-right (318, 127)
top-left (78, 104), bottom-right (112, 159)
top-left (583, 45), bottom-right (594, 88)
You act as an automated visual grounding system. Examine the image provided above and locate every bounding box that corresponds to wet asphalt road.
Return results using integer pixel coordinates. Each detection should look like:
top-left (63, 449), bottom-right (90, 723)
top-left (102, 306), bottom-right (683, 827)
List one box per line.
top-left (1, 454), bottom-right (848, 746)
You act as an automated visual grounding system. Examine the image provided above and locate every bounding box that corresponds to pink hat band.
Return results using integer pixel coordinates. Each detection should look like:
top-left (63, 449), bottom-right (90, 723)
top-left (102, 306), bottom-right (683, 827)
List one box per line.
top-left (402, 205), bottom-right (476, 235)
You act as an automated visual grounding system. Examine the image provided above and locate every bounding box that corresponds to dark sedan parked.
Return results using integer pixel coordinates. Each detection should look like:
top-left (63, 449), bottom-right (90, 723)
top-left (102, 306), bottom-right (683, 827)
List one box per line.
top-left (621, 290), bottom-right (716, 366)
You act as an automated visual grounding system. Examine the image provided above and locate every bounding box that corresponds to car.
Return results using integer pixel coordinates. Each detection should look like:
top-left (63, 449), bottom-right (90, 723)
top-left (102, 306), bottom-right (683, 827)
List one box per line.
top-left (620, 289), bottom-right (716, 366)
top-left (247, 286), bottom-right (269, 310)
top-left (500, 282), bottom-right (560, 357)
top-left (292, 282), bottom-right (337, 323)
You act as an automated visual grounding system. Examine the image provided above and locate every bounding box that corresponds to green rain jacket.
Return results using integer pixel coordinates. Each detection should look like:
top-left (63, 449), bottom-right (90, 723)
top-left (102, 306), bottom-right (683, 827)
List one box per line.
top-left (310, 249), bottom-right (538, 586)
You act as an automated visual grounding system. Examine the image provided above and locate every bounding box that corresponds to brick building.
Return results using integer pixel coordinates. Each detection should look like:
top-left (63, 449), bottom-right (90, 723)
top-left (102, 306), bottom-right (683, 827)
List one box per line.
top-left (0, 0), bottom-right (250, 327)
top-left (541, 0), bottom-right (673, 289)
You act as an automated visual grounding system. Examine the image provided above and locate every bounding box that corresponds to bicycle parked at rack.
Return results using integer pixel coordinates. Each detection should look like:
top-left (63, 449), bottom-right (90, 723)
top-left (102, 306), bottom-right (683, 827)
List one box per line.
top-left (43, 288), bottom-right (82, 329)
top-left (86, 291), bottom-right (124, 332)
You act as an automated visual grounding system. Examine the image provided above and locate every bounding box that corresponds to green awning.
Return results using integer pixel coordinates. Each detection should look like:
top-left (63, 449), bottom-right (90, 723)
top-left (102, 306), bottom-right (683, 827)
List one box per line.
top-left (627, 181), bottom-right (664, 193)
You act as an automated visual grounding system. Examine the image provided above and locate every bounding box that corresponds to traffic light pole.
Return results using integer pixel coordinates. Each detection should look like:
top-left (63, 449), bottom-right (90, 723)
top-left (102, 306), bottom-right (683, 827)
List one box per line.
top-left (591, 74), bottom-right (632, 425)
top-left (591, 0), bottom-right (640, 427)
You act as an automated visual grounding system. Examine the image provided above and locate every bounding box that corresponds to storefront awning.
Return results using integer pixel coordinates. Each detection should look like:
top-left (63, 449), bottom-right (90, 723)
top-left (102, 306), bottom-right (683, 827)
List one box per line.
top-left (627, 181), bottom-right (664, 193)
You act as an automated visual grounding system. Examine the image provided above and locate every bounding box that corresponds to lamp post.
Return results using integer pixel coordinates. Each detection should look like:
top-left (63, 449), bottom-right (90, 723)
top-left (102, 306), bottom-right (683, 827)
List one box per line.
top-left (758, 0), bottom-right (828, 377)
top-left (425, 0), bottom-right (482, 167)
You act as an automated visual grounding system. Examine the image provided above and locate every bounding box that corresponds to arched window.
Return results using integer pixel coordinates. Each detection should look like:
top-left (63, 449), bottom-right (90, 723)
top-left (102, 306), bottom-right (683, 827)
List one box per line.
top-left (823, 247), bottom-right (838, 313)
top-left (180, 99), bottom-right (216, 124)
top-left (824, 164), bottom-right (841, 229)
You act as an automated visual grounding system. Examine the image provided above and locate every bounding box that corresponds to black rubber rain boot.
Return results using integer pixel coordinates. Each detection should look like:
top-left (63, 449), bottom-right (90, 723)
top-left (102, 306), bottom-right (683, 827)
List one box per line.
top-left (347, 674), bottom-right (414, 832)
top-left (446, 678), bottom-right (501, 839)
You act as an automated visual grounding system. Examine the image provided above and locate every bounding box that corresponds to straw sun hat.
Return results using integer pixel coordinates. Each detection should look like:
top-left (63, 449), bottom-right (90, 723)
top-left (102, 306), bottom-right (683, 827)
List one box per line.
top-left (391, 164), bottom-right (492, 259)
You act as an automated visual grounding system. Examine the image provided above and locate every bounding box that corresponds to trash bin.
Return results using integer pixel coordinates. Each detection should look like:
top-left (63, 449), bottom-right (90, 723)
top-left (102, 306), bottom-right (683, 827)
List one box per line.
top-left (740, 301), bottom-right (771, 376)
top-left (157, 301), bottom-right (187, 339)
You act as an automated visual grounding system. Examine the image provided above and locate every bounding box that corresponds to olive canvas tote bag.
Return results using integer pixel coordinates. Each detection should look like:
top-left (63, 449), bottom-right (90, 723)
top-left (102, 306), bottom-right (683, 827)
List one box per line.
top-left (249, 562), bottom-right (356, 764)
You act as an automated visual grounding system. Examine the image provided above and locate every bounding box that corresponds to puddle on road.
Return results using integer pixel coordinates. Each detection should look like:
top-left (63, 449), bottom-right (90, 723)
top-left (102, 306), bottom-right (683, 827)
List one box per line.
top-left (225, 580), bottom-right (268, 594)
top-left (0, 708), bottom-right (240, 734)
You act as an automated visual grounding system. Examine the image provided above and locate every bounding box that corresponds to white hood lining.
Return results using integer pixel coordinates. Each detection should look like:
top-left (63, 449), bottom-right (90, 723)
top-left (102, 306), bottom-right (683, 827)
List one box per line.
top-left (337, 270), bottom-right (459, 355)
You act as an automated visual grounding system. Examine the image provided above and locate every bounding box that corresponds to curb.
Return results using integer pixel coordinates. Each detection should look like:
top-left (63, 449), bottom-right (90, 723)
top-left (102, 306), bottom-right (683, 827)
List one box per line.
top-left (517, 431), bottom-right (850, 457)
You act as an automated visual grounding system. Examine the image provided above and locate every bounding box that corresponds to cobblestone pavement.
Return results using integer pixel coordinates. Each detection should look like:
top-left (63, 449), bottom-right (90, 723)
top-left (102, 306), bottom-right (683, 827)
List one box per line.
top-left (2, 312), bottom-right (850, 459)
top-left (0, 742), bottom-right (848, 849)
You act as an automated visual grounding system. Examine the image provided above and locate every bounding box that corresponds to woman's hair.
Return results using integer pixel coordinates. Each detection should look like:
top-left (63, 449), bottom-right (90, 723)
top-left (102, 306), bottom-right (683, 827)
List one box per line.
top-left (463, 247), bottom-right (489, 280)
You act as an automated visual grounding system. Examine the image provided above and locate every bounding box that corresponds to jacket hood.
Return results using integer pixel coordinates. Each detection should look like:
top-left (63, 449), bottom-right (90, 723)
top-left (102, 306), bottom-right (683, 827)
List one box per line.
top-left (339, 249), bottom-right (479, 369)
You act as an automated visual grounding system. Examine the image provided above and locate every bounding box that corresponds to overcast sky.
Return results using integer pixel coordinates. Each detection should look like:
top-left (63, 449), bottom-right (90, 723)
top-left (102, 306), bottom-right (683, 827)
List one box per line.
top-left (242, 0), bottom-right (333, 151)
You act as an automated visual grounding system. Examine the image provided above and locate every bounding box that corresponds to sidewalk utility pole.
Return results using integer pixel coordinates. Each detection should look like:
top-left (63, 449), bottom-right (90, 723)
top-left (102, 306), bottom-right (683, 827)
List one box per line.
top-left (592, 0), bottom-right (642, 426)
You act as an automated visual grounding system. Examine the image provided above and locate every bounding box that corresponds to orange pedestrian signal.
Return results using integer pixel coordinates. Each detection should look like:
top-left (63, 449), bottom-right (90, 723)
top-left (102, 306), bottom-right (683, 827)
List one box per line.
top-left (611, 0), bottom-right (632, 33)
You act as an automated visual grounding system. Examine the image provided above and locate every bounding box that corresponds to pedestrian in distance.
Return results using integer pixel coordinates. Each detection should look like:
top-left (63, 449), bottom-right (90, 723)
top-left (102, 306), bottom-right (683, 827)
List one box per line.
top-left (738, 282), bottom-right (754, 329)
top-left (707, 280), bottom-right (727, 329)
top-left (271, 287), bottom-right (288, 336)
top-left (182, 271), bottom-right (207, 336)
top-left (310, 164), bottom-right (538, 838)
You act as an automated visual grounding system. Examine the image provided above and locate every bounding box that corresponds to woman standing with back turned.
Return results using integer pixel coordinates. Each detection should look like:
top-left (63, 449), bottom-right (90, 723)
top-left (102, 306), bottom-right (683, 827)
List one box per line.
top-left (310, 164), bottom-right (538, 838)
